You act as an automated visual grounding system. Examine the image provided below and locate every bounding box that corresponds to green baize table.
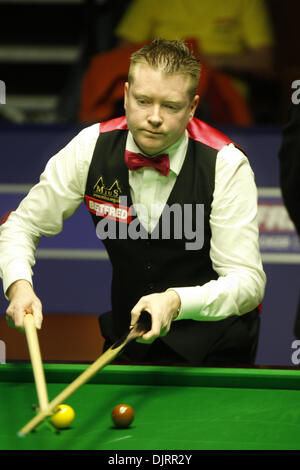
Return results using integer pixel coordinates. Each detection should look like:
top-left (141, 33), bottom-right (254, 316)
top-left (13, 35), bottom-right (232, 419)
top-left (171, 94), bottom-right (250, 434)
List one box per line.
top-left (0, 362), bottom-right (300, 451)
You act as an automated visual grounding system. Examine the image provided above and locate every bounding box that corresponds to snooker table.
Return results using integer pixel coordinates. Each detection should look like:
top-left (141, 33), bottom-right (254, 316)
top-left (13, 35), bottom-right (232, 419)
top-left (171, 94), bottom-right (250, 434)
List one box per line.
top-left (1, 362), bottom-right (300, 451)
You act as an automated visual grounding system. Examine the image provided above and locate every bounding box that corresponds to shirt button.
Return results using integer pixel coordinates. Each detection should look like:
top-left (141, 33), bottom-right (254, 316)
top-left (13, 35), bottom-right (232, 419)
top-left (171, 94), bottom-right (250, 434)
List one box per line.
top-left (145, 262), bottom-right (152, 270)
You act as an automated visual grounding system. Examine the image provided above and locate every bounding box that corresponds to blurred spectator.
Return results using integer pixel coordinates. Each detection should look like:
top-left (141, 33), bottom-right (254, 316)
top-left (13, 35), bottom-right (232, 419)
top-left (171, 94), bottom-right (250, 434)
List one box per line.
top-left (279, 102), bottom-right (300, 236)
top-left (116, 0), bottom-right (274, 78)
top-left (111, 0), bottom-right (275, 124)
top-left (278, 100), bottom-right (300, 338)
top-left (56, 0), bottom-right (132, 122)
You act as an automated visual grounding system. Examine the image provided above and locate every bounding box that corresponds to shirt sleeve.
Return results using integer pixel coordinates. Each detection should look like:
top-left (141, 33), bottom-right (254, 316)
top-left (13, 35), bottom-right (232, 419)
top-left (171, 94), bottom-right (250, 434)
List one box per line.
top-left (172, 143), bottom-right (266, 321)
top-left (0, 124), bottom-right (99, 296)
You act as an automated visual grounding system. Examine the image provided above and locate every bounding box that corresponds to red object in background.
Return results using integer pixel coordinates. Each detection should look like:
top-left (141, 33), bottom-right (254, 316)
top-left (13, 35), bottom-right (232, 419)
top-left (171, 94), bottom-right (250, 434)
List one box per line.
top-left (0, 210), bottom-right (13, 225)
top-left (185, 38), bottom-right (253, 126)
top-left (79, 43), bottom-right (146, 123)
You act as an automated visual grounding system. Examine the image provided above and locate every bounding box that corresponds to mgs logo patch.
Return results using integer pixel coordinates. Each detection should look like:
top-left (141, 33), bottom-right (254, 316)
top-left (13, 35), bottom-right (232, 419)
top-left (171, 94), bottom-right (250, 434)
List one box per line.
top-left (93, 176), bottom-right (122, 204)
top-left (85, 175), bottom-right (131, 224)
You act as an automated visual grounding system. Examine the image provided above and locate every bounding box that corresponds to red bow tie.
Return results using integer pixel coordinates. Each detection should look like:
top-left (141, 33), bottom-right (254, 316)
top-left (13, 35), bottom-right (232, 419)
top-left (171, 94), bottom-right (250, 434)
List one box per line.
top-left (125, 150), bottom-right (170, 177)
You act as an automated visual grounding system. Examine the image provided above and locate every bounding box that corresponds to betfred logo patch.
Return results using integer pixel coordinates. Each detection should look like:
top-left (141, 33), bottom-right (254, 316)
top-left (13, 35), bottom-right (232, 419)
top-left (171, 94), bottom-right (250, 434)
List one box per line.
top-left (85, 195), bottom-right (132, 224)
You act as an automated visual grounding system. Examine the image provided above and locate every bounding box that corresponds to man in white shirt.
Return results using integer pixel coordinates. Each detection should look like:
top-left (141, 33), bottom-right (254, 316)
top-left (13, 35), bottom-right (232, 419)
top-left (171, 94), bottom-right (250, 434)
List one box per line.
top-left (0, 39), bottom-right (266, 365)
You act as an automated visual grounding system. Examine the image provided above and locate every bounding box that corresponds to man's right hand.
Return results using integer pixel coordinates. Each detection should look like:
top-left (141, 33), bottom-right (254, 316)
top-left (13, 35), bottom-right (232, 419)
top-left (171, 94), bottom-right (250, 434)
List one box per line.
top-left (6, 279), bottom-right (43, 330)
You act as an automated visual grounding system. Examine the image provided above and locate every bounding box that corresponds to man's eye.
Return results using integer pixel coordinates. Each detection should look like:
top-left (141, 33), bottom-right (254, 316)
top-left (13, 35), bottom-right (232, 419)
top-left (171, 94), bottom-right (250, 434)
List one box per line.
top-left (137, 99), bottom-right (149, 105)
top-left (164, 104), bottom-right (178, 111)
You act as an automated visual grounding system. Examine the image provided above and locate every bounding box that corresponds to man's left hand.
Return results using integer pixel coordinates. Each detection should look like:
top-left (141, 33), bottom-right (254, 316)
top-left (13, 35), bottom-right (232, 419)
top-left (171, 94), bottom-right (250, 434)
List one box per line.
top-left (131, 290), bottom-right (181, 343)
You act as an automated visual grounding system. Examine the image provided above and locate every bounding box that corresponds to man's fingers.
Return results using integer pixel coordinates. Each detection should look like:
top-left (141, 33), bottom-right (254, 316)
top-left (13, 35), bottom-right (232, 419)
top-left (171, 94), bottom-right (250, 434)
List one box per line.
top-left (30, 304), bottom-right (43, 330)
top-left (6, 312), bottom-right (25, 333)
top-left (6, 302), bottom-right (42, 331)
top-left (131, 292), bottom-right (177, 342)
top-left (6, 304), bottom-right (25, 329)
top-left (130, 301), bottom-right (149, 327)
top-left (141, 313), bottom-right (160, 341)
top-left (131, 306), bottom-right (155, 342)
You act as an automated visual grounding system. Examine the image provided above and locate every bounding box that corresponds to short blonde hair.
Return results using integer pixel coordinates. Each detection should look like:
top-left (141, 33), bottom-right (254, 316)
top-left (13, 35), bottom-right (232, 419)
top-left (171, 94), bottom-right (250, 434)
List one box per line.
top-left (128, 38), bottom-right (200, 100)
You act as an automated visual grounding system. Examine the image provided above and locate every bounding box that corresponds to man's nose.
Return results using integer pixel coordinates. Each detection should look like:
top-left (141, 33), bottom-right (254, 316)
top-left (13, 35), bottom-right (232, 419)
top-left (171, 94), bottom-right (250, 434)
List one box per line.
top-left (148, 105), bottom-right (163, 126)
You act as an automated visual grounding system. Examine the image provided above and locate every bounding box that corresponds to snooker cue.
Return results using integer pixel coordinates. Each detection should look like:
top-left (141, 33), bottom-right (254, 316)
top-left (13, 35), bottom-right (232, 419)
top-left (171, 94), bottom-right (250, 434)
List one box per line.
top-left (24, 313), bottom-right (49, 411)
top-left (18, 311), bottom-right (151, 436)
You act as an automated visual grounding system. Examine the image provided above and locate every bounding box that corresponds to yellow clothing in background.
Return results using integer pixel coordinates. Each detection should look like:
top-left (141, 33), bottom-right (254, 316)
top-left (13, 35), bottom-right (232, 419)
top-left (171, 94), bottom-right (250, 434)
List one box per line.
top-left (115, 0), bottom-right (274, 55)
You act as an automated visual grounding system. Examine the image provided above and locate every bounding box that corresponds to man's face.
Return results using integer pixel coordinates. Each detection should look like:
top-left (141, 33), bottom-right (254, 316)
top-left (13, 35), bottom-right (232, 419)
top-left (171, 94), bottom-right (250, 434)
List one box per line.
top-left (124, 63), bottom-right (199, 156)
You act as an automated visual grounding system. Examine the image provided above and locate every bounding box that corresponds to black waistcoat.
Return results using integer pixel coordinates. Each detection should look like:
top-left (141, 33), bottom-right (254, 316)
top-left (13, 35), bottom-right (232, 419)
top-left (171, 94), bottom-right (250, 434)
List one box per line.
top-left (84, 117), bottom-right (238, 362)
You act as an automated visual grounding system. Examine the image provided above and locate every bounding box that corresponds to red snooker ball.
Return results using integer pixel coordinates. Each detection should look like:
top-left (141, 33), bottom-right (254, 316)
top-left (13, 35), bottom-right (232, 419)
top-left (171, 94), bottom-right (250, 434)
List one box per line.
top-left (112, 404), bottom-right (134, 428)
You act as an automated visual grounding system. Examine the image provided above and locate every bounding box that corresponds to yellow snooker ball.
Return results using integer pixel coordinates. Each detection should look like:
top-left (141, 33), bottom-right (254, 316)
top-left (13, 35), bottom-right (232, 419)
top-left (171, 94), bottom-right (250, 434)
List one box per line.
top-left (50, 404), bottom-right (75, 429)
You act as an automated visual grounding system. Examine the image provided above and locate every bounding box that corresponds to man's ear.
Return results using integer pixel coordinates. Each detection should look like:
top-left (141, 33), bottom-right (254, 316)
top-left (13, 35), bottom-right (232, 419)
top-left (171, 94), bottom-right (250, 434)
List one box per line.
top-left (189, 94), bottom-right (199, 121)
top-left (124, 82), bottom-right (129, 109)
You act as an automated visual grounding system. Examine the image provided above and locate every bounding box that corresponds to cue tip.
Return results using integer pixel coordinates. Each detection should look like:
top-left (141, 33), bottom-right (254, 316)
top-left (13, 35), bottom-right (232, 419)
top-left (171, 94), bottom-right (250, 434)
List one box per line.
top-left (17, 432), bottom-right (25, 438)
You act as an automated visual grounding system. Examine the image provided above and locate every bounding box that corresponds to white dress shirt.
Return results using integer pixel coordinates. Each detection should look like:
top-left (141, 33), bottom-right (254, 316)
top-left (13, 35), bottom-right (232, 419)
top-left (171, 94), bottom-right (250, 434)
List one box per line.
top-left (0, 123), bottom-right (266, 321)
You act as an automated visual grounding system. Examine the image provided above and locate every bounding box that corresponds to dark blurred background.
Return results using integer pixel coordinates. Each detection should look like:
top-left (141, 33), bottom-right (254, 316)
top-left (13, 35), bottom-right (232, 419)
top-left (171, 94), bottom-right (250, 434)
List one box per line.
top-left (0, 0), bottom-right (131, 124)
top-left (0, 0), bottom-right (299, 126)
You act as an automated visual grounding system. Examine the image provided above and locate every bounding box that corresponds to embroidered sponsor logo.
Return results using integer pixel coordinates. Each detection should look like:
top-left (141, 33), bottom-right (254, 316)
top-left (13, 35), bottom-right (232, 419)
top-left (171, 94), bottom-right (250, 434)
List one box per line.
top-left (85, 195), bottom-right (132, 224)
top-left (92, 176), bottom-right (122, 204)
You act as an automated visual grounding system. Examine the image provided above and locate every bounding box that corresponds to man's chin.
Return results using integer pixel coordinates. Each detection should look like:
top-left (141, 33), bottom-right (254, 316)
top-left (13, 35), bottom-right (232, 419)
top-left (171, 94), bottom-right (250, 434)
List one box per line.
top-left (135, 138), bottom-right (167, 156)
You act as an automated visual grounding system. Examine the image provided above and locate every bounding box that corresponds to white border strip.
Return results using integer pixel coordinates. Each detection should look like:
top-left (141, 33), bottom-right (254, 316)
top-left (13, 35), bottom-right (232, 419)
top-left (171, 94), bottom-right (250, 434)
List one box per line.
top-left (36, 249), bottom-right (109, 260)
top-left (262, 253), bottom-right (300, 264)
top-left (7, 95), bottom-right (58, 111)
top-left (0, 46), bottom-right (80, 63)
top-left (0, 184), bottom-right (33, 194)
top-left (257, 187), bottom-right (282, 198)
